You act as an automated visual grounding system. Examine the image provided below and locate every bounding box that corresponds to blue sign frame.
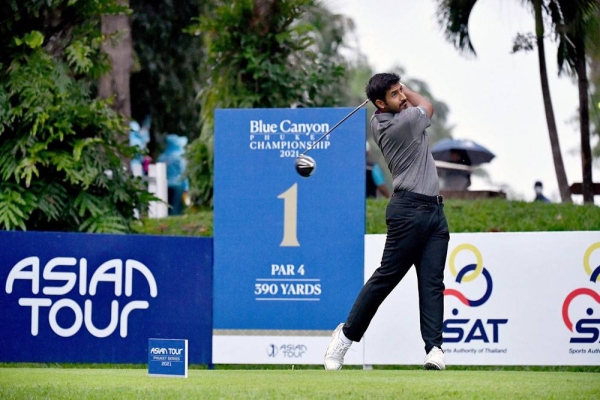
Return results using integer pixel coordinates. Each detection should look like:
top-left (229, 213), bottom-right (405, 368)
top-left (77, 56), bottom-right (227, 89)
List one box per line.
top-left (214, 107), bottom-right (366, 331)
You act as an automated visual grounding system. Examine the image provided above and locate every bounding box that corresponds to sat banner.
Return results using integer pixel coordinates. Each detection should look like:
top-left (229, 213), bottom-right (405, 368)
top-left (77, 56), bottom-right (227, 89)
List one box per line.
top-left (213, 107), bottom-right (366, 364)
top-left (364, 232), bottom-right (600, 366)
top-left (0, 231), bottom-right (213, 364)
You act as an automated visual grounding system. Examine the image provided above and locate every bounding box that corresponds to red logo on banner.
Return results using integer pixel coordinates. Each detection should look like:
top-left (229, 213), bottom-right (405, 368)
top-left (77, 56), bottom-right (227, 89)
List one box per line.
top-left (561, 243), bottom-right (600, 343)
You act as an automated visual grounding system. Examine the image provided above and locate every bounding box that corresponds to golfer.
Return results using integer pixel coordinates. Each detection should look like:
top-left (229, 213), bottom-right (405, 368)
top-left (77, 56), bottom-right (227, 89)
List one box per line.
top-left (325, 73), bottom-right (449, 370)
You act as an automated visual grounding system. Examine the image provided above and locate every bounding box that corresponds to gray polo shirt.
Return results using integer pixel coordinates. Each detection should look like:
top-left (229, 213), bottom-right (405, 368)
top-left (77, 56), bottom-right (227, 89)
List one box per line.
top-left (370, 106), bottom-right (439, 196)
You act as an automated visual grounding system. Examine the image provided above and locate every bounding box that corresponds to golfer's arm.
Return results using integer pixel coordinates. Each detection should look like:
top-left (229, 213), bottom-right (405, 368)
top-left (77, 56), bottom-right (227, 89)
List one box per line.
top-left (402, 85), bottom-right (434, 119)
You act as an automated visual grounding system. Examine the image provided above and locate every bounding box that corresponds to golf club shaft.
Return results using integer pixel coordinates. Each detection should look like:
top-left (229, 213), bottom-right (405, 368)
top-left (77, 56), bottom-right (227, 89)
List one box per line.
top-left (301, 99), bottom-right (370, 156)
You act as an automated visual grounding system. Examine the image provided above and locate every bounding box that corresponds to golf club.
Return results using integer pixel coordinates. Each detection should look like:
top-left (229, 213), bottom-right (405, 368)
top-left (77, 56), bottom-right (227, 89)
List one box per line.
top-left (294, 99), bottom-right (370, 177)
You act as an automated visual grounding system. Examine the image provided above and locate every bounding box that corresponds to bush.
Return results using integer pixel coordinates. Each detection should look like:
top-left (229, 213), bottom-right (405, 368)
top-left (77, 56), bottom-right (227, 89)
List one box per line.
top-left (0, 2), bottom-right (154, 233)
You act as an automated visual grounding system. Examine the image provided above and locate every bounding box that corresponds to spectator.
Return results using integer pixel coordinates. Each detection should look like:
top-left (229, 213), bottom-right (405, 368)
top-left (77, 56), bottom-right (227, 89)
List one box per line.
top-left (533, 181), bottom-right (550, 203)
top-left (129, 120), bottom-right (150, 177)
top-left (439, 149), bottom-right (471, 191)
top-left (157, 134), bottom-right (190, 215)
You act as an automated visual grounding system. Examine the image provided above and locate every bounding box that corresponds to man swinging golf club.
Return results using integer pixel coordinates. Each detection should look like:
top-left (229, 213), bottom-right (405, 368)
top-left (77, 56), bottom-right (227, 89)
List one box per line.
top-left (324, 72), bottom-right (449, 370)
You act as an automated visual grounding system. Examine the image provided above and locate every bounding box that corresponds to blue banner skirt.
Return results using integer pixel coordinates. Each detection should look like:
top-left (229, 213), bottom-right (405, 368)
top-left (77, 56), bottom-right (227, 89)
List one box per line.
top-left (0, 231), bottom-right (213, 364)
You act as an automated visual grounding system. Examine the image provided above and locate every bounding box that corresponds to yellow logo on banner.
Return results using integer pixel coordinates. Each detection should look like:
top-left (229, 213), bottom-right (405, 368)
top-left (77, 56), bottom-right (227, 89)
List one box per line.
top-left (584, 242), bottom-right (600, 282)
top-left (449, 244), bottom-right (483, 283)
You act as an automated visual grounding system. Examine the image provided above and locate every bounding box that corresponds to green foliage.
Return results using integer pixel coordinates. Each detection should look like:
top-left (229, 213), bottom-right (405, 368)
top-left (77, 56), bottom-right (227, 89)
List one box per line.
top-left (185, 0), bottom-right (349, 206)
top-left (185, 138), bottom-right (213, 206)
top-left (195, 0), bottom-right (345, 109)
top-left (134, 207), bottom-right (213, 236)
top-left (129, 0), bottom-right (206, 154)
top-left (15, 31), bottom-right (44, 49)
top-left (0, 1), bottom-right (154, 233)
top-left (435, 0), bottom-right (478, 56)
top-left (552, 0), bottom-right (599, 75)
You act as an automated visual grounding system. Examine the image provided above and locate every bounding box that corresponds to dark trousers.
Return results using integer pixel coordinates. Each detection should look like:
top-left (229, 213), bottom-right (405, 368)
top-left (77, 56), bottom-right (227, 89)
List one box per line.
top-left (168, 186), bottom-right (184, 216)
top-left (344, 190), bottom-right (449, 353)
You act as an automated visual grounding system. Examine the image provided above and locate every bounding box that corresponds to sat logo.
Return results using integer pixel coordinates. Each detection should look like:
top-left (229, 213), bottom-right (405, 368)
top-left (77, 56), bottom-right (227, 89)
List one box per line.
top-left (562, 243), bottom-right (600, 344)
top-left (443, 244), bottom-right (508, 343)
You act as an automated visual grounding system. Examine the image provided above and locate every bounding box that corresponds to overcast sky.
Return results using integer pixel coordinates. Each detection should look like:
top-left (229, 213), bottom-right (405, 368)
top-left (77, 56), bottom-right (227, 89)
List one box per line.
top-left (328, 0), bottom-right (599, 203)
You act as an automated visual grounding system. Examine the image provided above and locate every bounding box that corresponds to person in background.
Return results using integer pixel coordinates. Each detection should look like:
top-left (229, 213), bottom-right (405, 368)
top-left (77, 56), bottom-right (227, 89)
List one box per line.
top-left (533, 181), bottom-right (550, 203)
top-left (158, 134), bottom-right (190, 215)
top-left (366, 141), bottom-right (391, 199)
top-left (439, 149), bottom-right (471, 191)
top-left (129, 120), bottom-right (150, 177)
top-left (142, 155), bottom-right (152, 176)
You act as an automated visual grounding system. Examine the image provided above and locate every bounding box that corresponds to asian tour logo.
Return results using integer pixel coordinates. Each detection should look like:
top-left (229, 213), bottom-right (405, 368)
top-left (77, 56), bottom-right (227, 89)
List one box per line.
top-left (443, 244), bottom-right (507, 345)
top-left (562, 242), bottom-right (600, 345)
top-left (267, 344), bottom-right (307, 358)
top-left (4, 256), bottom-right (158, 338)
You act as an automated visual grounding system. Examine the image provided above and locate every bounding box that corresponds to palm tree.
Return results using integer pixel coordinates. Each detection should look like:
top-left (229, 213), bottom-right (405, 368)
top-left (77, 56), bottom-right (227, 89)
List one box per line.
top-left (435, 0), bottom-right (573, 202)
top-left (552, 0), bottom-right (599, 203)
top-left (589, 38), bottom-right (600, 159)
top-left (588, 2), bottom-right (600, 157)
top-left (532, 0), bottom-right (572, 202)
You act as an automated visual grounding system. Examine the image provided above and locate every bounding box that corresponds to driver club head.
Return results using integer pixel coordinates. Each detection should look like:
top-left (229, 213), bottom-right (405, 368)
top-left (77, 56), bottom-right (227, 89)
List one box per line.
top-left (295, 154), bottom-right (316, 177)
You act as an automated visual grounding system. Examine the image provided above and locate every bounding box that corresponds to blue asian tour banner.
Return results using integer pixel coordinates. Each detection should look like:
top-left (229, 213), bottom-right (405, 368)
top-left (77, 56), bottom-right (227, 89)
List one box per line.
top-left (213, 107), bottom-right (366, 333)
top-left (0, 231), bottom-right (213, 364)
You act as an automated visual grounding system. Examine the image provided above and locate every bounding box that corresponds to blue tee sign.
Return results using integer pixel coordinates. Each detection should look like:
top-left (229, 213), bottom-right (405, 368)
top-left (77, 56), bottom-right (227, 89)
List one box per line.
top-left (148, 338), bottom-right (188, 378)
top-left (213, 107), bottom-right (365, 345)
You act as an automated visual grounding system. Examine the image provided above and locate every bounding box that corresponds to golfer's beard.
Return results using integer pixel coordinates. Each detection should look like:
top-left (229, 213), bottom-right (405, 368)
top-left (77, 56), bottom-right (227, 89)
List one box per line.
top-left (387, 101), bottom-right (405, 113)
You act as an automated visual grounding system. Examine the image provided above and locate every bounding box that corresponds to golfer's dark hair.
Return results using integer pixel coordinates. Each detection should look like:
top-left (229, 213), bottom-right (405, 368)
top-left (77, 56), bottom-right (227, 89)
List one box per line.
top-left (366, 73), bottom-right (401, 107)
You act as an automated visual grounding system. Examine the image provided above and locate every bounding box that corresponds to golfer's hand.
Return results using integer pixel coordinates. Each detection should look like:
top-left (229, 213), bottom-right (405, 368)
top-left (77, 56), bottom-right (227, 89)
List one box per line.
top-left (402, 85), bottom-right (433, 118)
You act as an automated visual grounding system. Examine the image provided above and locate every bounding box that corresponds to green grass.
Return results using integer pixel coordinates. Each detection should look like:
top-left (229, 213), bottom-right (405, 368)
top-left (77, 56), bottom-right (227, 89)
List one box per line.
top-left (134, 206), bottom-right (213, 236)
top-left (442, 199), bottom-right (600, 233)
top-left (133, 199), bottom-right (600, 238)
top-left (366, 198), bottom-right (600, 234)
top-left (1, 368), bottom-right (599, 399)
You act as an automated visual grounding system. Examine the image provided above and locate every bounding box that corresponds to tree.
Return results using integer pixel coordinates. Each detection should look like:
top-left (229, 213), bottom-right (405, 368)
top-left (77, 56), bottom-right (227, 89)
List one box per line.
top-left (552, 0), bottom-right (600, 203)
top-left (98, 0), bottom-right (132, 126)
top-left (129, 0), bottom-right (208, 157)
top-left (587, 0), bottom-right (600, 158)
top-left (0, 0), bottom-right (154, 232)
top-left (435, 0), bottom-right (573, 202)
top-left (184, 0), bottom-right (350, 205)
top-left (98, 0), bottom-right (132, 168)
top-left (590, 38), bottom-right (600, 159)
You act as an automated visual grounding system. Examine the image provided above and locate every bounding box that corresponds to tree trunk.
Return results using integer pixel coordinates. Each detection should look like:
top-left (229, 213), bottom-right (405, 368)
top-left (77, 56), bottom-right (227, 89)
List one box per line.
top-left (575, 37), bottom-right (594, 203)
top-left (98, 0), bottom-right (132, 128)
top-left (534, 0), bottom-right (572, 202)
top-left (252, 0), bottom-right (279, 35)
